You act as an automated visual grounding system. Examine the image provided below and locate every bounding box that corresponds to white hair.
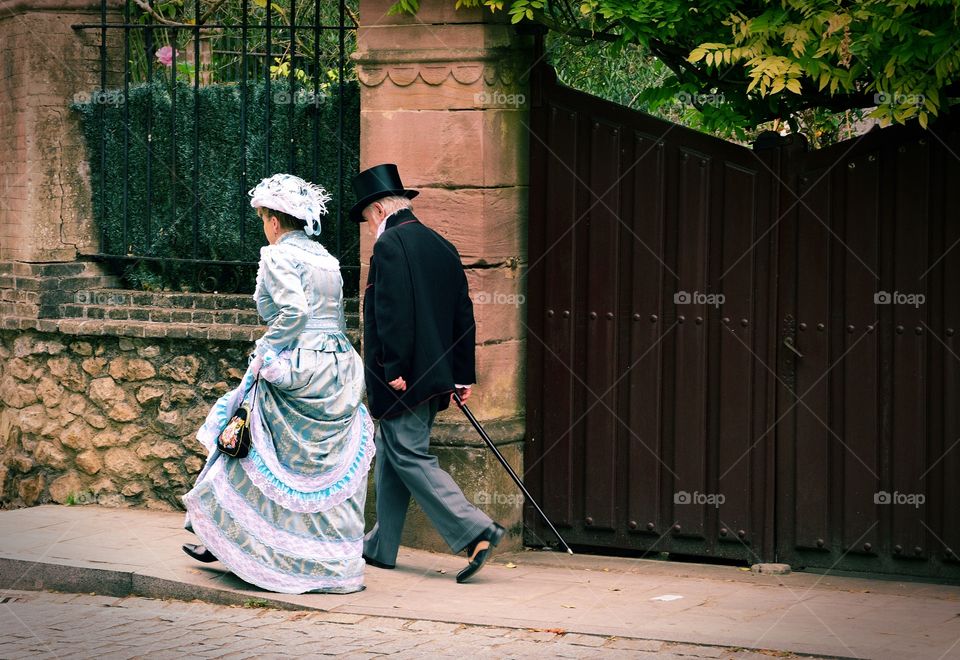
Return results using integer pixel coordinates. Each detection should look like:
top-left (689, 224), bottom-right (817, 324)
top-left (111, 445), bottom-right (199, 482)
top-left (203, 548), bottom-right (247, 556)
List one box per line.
top-left (375, 195), bottom-right (413, 217)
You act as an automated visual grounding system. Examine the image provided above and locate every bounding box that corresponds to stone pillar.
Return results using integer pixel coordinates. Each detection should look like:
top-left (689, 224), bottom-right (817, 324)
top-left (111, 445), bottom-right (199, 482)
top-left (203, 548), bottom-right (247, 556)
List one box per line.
top-left (0, 0), bottom-right (122, 262)
top-left (355, 1), bottom-right (532, 551)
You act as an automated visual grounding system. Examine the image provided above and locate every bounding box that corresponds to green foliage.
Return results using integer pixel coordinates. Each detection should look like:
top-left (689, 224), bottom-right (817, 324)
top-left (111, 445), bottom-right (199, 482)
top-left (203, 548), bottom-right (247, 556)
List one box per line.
top-left (126, 0), bottom-right (357, 87)
top-left (546, 34), bottom-right (672, 111)
top-left (70, 78), bottom-right (361, 293)
top-left (417, 0), bottom-right (959, 136)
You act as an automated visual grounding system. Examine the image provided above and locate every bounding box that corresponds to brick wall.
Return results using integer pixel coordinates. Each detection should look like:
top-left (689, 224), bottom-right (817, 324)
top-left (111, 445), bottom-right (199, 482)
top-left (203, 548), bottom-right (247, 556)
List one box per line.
top-left (0, 0), bottom-right (123, 262)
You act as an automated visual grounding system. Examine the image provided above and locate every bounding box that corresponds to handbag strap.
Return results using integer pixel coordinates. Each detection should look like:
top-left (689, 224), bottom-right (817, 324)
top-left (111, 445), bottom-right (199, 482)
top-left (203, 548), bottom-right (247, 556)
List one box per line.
top-left (246, 375), bottom-right (260, 404)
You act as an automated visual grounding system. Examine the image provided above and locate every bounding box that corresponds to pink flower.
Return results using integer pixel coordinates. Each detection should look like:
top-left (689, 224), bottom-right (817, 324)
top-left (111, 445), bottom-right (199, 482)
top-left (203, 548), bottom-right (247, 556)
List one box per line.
top-left (156, 45), bottom-right (176, 67)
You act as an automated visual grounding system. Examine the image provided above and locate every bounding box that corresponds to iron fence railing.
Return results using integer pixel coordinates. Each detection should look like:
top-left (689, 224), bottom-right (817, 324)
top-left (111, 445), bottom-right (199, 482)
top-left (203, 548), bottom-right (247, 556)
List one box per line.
top-left (71, 0), bottom-right (360, 296)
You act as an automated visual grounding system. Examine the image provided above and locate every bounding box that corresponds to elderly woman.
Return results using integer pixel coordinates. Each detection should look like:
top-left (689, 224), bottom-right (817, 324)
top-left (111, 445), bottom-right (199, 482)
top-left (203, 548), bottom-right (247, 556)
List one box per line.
top-left (180, 173), bottom-right (375, 594)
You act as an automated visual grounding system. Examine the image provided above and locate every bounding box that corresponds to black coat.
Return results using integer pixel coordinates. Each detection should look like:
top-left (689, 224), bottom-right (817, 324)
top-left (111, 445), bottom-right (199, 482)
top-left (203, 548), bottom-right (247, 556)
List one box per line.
top-left (362, 208), bottom-right (477, 419)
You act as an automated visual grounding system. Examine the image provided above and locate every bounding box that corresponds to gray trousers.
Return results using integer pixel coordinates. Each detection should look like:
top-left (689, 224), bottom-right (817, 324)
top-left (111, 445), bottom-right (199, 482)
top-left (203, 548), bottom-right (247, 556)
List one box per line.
top-left (363, 397), bottom-right (492, 564)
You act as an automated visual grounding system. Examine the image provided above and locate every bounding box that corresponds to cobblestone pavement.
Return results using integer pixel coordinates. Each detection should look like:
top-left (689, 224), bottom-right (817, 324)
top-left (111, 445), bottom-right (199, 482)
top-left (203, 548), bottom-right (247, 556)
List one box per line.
top-left (0, 590), bottom-right (820, 659)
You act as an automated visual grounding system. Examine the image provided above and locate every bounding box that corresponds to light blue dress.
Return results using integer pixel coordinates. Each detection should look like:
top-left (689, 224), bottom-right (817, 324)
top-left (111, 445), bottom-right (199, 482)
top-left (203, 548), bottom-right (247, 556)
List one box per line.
top-left (182, 230), bottom-right (375, 594)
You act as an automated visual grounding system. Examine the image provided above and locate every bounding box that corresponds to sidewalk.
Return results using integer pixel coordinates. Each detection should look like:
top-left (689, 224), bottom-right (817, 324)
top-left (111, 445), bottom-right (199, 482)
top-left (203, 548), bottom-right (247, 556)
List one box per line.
top-left (1, 506), bottom-right (958, 659)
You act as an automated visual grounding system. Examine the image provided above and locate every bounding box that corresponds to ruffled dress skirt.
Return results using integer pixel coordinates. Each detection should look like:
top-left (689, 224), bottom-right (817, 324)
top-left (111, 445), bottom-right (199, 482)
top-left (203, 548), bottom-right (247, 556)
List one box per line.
top-left (182, 335), bottom-right (375, 594)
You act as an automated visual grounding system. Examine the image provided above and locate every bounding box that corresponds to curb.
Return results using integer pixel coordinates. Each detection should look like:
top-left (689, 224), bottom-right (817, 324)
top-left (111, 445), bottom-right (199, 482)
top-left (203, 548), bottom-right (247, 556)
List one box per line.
top-left (0, 555), bottom-right (855, 659)
top-left (0, 556), bottom-right (322, 612)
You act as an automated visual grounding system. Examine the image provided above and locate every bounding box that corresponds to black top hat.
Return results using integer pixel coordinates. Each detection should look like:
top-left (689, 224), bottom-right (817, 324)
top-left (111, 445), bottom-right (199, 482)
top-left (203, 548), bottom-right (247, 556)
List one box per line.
top-left (349, 163), bottom-right (419, 222)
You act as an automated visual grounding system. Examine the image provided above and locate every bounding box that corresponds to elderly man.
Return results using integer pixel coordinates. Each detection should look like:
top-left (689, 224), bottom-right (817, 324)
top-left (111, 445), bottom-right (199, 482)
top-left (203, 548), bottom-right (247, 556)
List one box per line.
top-left (351, 163), bottom-right (504, 583)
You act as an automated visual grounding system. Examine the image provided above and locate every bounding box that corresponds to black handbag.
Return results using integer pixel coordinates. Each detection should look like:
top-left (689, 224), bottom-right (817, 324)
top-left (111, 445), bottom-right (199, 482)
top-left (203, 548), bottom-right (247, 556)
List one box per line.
top-left (217, 377), bottom-right (260, 458)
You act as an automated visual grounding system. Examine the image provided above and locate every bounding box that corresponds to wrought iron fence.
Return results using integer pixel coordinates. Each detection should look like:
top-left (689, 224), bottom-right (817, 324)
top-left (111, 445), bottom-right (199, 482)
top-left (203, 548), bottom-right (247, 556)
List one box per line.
top-left (71, 0), bottom-right (360, 296)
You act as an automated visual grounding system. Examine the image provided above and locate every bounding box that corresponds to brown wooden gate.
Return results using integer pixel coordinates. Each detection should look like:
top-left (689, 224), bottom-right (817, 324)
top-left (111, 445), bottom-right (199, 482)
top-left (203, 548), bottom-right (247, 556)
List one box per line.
top-left (524, 65), bottom-right (960, 579)
top-left (774, 120), bottom-right (960, 579)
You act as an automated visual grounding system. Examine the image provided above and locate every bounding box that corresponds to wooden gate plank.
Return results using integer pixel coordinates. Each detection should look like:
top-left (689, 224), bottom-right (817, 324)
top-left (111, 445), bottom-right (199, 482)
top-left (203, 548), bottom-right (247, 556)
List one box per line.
top-left (793, 171), bottom-right (833, 551)
top-left (716, 162), bottom-right (759, 547)
top-left (839, 151), bottom-right (882, 556)
top-left (890, 140), bottom-right (930, 559)
top-left (625, 133), bottom-right (666, 540)
top-left (938, 126), bottom-right (960, 563)
top-left (537, 103), bottom-right (580, 528)
top-left (581, 120), bottom-right (622, 531)
top-left (670, 147), bottom-right (711, 540)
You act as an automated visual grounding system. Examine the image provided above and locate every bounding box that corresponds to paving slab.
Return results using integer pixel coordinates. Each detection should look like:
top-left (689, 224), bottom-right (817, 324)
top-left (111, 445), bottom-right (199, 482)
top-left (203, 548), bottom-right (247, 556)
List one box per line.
top-left (1, 505), bottom-right (959, 659)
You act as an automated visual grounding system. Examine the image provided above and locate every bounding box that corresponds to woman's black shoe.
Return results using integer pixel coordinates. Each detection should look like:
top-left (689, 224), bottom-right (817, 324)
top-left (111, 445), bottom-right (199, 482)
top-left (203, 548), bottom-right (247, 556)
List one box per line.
top-left (457, 523), bottom-right (505, 584)
top-left (182, 543), bottom-right (217, 563)
top-left (362, 553), bottom-right (396, 569)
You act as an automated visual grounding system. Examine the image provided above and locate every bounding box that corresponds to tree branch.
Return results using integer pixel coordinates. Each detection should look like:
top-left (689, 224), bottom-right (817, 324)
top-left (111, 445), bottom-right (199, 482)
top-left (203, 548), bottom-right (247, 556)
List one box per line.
top-left (131, 0), bottom-right (188, 26)
top-left (531, 9), bottom-right (619, 43)
top-left (199, 0), bottom-right (232, 25)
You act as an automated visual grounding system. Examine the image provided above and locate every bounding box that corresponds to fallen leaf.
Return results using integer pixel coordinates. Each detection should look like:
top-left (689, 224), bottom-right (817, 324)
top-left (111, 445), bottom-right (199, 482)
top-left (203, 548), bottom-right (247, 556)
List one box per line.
top-left (529, 627), bottom-right (566, 635)
top-left (561, 604), bottom-right (576, 609)
top-left (504, 562), bottom-right (518, 568)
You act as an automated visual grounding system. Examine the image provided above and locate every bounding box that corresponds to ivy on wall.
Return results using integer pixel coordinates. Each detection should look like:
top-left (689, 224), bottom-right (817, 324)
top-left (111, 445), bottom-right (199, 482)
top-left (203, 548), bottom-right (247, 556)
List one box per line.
top-left (71, 78), bottom-right (360, 294)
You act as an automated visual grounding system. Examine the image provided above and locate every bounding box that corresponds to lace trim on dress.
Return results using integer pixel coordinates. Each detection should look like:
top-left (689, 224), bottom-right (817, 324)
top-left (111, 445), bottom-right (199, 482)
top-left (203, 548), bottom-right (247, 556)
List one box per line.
top-left (246, 401), bottom-right (369, 492)
top-left (261, 232), bottom-right (342, 273)
top-left (240, 403), bottom-right (376, 513)
top-left (181, 490), bottom-right (365, 594)
top-left (212, 465), bottom-right (363, 560)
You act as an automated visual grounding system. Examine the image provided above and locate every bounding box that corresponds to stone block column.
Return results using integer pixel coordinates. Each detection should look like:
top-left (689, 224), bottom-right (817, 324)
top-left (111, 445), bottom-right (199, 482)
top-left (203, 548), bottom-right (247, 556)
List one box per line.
top-left (355, 0), bottom-right (533, 551)
top-left (0, 0), bottom-right (122, 262)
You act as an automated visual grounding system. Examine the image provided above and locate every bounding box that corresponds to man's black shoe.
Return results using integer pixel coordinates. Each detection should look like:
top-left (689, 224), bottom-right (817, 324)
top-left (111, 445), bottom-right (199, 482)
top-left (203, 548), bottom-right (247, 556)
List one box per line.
top-left (362, 553), bottom-right (395, 569)
top-left (457, 523), bottom-right (505, 584)
top-left (182, 543), bottom-right (217, 563)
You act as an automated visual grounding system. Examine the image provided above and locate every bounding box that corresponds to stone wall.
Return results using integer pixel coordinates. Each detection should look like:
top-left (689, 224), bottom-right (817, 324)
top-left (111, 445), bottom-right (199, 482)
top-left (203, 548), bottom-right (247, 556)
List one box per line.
top-left (0, 329), bottom-right (249, 510)
top-left (0, 326), bottom-right (525, 544)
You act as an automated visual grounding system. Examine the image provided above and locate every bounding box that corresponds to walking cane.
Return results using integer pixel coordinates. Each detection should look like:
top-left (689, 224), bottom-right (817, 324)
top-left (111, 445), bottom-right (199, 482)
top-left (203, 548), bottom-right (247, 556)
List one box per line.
top-left (453, 393), bottom-right (574, 555)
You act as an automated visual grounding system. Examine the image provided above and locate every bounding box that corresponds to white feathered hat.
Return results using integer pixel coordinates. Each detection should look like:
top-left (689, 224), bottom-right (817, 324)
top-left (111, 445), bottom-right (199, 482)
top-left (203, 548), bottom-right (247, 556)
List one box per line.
top-left (248, 173), bottom-right (332, 237)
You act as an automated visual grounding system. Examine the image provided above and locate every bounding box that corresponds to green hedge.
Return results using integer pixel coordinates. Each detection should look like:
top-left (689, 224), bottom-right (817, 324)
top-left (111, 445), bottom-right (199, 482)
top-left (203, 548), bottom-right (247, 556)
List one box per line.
top-left (71, 78), bottom-right (360, 294)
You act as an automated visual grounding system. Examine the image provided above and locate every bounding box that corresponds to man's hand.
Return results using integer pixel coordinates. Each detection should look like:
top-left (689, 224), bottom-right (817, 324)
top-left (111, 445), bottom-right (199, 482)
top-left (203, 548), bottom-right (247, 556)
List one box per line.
top-left (452, 385), bottom-right (472, 404)
top-left (388, 376), bottom-right (407, 391)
